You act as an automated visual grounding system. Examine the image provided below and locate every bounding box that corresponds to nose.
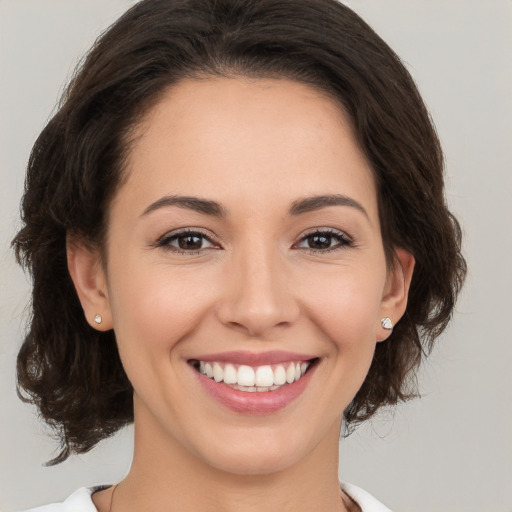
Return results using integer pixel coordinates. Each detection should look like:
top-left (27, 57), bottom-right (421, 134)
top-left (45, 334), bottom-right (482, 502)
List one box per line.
top-left (216, 242), bottom-right (300, 338)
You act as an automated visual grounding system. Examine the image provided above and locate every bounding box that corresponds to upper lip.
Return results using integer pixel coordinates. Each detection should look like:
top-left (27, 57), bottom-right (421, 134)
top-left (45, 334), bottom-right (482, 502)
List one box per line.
top-left (189, 350), bottom-right (317, 366)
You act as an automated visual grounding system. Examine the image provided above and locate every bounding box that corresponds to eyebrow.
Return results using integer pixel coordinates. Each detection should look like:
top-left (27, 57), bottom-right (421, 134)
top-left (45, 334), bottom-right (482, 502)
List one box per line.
top-left (141, 195), bottom-right (227, 217)
top-left (289, 194), bottom-right (369, 218)
top-left (141, 193), bottom-right (368, 219)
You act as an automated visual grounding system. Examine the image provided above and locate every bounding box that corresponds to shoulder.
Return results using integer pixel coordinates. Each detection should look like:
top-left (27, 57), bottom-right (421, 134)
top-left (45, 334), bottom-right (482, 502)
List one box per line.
top-left (18, 487), bottom-right (102, 512)
top-left (341, 482), bottom-right (392, 512)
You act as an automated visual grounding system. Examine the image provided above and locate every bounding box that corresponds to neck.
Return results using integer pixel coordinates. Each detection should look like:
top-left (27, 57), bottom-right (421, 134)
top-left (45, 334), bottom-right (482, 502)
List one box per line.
top-left (112, 400), bottom-right (349, 512)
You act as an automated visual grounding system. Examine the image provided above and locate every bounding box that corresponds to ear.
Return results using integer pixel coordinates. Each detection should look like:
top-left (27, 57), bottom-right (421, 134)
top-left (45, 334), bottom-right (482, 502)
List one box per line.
top-left (66, 236), bottom-right (113, 331)
top-left (377, 248), bottom-right (415, 342)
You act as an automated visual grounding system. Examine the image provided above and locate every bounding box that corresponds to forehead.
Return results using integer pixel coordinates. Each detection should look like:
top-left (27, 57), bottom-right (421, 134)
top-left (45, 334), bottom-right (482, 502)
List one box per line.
top-left (118, 77), bottom-right (377, 220)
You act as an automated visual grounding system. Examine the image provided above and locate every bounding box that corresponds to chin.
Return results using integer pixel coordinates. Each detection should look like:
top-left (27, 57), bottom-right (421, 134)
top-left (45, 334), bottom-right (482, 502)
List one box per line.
top-left (202, 444), bottom-right (303, 476)
top-left (188, 421), bottom-right (326, 477)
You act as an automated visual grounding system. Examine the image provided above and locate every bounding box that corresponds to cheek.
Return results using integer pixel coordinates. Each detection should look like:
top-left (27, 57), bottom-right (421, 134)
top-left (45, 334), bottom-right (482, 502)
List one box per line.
top-left (299, 263), bottom-right (385, 350)
top-left (106, 263), bottom-right (215, 363)
top-left (314, 273), bottom-right (384, 401)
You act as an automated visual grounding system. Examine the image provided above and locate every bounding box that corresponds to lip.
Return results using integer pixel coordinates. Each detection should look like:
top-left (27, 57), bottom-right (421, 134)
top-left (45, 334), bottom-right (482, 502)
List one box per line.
top-left (191, 354), bottom-right (318, 415)
top-left (190, 350), bottom-right (316, 366)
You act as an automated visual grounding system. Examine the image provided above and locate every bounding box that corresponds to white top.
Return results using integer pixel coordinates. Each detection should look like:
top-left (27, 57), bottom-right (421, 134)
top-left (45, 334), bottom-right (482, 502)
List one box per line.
top-left (20, 483), bottom-right (391, 512)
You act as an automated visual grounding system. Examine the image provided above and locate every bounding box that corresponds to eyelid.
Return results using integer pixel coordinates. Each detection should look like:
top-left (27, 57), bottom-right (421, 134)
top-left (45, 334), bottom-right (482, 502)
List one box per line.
top-left (155, 227), bottom-right (221, 252)
top-left (299, 226), bottom-right (352, 240)
top-left (293, 227), bottom-right (354, 252)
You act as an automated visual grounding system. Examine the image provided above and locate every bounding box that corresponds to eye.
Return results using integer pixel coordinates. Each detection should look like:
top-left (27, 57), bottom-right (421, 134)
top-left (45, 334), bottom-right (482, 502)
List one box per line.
top-left (295, 229), bottom-right (353, 253)
top-left (156, 229), bottom-right (219, 254)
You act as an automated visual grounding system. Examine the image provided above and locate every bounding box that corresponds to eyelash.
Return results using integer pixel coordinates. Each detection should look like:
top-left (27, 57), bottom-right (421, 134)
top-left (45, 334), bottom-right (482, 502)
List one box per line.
top-left (155, 228), bottom-right (353, 255)
top-left (155, 228), bottom-right (219, 255)
top-left (294, 228), bottom-right (354, 254)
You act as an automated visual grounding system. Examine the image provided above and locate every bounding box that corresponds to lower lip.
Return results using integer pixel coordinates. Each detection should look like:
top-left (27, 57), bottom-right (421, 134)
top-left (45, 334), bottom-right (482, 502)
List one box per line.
top-left (194, 364), bottom-right (316, 414)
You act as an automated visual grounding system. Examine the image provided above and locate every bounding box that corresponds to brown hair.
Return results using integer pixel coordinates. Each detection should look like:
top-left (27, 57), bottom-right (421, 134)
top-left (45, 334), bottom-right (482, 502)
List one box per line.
top-left (13, 0), bottom-right (466, 464)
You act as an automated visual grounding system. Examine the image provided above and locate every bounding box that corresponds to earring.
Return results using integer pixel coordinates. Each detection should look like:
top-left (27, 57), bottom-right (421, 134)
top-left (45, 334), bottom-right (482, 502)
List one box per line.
top-left (381, 317), bottom-right (393, 330)
top-left (94, 314), bottom-right (102, 325)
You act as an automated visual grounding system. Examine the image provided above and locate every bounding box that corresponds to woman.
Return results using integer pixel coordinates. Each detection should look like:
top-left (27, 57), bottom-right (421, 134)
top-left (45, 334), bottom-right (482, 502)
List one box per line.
top-left (12, 0), bottom-right (466, 511)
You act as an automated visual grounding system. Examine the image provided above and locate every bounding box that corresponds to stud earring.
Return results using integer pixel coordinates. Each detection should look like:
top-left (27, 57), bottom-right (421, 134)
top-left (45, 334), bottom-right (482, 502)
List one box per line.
top-left (381, 317), bottom-right (393, 330)
top-left (94, 314), bottom-right (102, 325)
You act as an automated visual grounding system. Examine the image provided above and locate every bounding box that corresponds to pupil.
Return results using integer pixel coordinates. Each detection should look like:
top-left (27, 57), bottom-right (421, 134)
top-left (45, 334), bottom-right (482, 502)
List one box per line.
top-left (309, 234), bottom-right (330, 249)
top-left (179, 235), bottom-right (202, 250)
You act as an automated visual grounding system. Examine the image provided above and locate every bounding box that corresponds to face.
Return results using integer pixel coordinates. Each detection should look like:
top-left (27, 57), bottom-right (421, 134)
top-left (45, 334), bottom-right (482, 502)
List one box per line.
top-left (71, 77), bottom-right (411, 476)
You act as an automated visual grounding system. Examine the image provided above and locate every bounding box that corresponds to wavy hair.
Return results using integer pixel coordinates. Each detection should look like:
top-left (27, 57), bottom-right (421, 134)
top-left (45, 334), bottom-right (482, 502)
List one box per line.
top-left (13, 0), bottom-right (466, 464)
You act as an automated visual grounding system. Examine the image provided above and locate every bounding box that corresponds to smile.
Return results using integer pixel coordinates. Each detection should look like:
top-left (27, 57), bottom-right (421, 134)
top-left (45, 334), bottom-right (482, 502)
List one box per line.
top-left (189, 351), bottom-right (318, 414)
top-left (195, 360), bottom-right (311, 392)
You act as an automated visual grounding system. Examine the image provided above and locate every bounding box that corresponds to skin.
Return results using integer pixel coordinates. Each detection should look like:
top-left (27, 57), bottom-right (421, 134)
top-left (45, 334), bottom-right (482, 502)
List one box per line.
top-left (68, 77), bottom-right (414, 512)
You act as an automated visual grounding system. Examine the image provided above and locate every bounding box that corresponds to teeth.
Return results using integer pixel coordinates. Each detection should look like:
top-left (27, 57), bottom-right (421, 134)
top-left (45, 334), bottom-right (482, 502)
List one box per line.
top-left (196, 360), bottom-right (312, 390)
top-left (294, 363), bottom-right (301, 381)
top-left (255, 365), bottom-right (274, 387)
top-left (273, 365), bottom-right (287, 386)
top-left (237, 365), bottom-right (255, 387)
top-left (204, 362), bottom-right (213, 379)
top-left (286, 363), bottom-right (295, 384)
top-left (223, 364), bottom-right (237, 384)
top-left (213, 362), bottom-right (223, 382)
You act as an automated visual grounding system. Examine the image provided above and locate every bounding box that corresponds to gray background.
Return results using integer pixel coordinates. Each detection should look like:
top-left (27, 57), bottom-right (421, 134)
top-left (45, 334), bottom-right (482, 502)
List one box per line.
top-left (1, 1), bottom-right (511, 511)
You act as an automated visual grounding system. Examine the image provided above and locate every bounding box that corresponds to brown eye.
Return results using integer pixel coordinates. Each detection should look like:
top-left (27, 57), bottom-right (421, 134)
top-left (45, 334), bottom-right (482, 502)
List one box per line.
top-left (306, 234), bottom-right (332, 250)
top-left (176, 234), bottom-right (204, 250)
top-left (296, 229), bottom-right (352, 252)
top-left (157, 230), bottom-right (217, 253)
